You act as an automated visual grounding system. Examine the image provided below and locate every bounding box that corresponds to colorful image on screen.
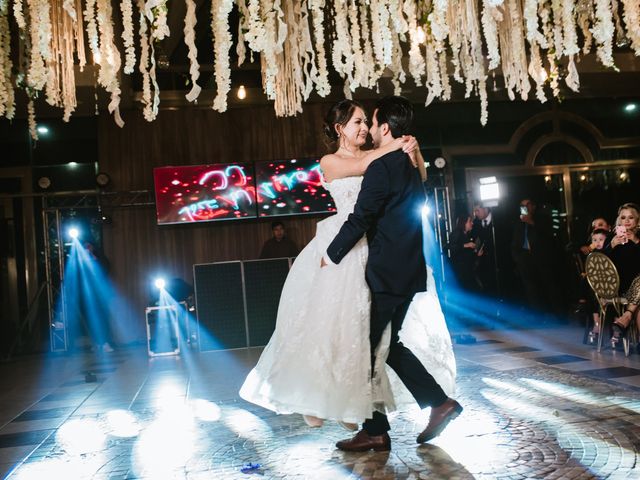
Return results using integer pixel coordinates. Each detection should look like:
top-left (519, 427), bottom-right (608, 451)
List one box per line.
top-left (255, 158), bottom-right (336, 217)
top-left (153, 163), bottom-right (257, 224)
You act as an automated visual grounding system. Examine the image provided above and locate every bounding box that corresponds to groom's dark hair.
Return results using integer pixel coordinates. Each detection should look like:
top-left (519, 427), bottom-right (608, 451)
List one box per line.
top-left (374, 96), bottom-right (414, 138)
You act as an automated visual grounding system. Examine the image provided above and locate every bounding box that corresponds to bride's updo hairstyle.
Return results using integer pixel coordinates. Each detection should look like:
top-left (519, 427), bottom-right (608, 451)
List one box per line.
top-left (323, 99), bottom-right (364, 142)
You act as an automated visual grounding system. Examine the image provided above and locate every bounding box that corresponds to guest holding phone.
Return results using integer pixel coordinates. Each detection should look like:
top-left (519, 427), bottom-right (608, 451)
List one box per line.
top-left (511, 198), bottom-right (561, 314)
top-left (607, 203), bottom-right (640, 348)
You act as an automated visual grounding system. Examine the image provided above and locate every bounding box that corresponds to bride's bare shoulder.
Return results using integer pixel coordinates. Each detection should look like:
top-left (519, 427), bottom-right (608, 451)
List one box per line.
top-left (320, 153), bottom-right (340, 166)
top-left (319, 153), bottom-right (342, 179)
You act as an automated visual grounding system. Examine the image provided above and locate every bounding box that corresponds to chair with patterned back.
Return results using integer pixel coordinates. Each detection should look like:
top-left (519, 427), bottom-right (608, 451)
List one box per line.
top-left (585, 252), bottom-right (630, 355)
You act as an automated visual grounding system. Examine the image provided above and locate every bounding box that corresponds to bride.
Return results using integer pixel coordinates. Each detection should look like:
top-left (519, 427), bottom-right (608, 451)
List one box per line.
top-left (239, 99), bottom-right (456, 426)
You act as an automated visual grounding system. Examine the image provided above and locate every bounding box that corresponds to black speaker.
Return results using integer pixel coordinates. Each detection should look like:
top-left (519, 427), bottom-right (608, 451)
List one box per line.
top-left (145, 305), bottom-right (180, 356)
top-left (243, 258), bottom-right (290, 346)
top-left (194, 261), bottom-right (248, 351)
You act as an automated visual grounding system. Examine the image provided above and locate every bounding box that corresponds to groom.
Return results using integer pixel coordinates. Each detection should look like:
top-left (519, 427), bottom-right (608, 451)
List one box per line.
top-left (321, 96), bottom-right (462, 451)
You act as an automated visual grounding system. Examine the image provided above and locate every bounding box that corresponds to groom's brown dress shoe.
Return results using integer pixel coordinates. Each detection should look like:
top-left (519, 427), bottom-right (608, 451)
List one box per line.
top-left (416, 398), bottom-right (463, 444)
top-left (336, 429), bottom-right (391, 452)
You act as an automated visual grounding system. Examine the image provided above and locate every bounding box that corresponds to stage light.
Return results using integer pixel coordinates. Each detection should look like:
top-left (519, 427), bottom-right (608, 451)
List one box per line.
top-left (624, 103), bottom-right (637, 112)
top-left (237, 85), bottom-right (247, 100)
top-left (68, 227), bottom-right (80, 239)
top-left (68, 161), bottom-right (78, 168)
top-left (154, 277), bottom-right (166, 290)
top-left (37, 126), bottom-right (49, 134)
top-left (422, 204), bottom-right (431, 217)
top-left (478, 176), bottom-right (497, 185)
top-left (479, 176), bottom-right (500, 207)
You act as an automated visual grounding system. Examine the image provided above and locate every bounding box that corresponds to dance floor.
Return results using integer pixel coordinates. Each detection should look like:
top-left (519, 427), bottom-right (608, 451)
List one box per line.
top-left (1, 325), bottom-right (639, 479)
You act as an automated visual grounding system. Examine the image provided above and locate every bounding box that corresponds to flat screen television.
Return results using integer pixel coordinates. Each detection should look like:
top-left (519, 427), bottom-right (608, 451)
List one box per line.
top-left (153, 163), bottom-right (257, 224)
top-left (255, 158), bottom-right (336, 217)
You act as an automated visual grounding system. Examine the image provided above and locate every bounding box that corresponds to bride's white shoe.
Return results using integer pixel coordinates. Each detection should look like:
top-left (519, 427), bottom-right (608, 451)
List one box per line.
top-left (303, 415), bottom-right (324, 427)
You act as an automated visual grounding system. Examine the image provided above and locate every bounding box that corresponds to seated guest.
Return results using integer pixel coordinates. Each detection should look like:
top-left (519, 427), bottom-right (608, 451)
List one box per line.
top-left (579, 217), bottom-right (612, 255)
top-left (260, 221), bottom-right (300, 259)
top-left (608, 203), bottom-right (640, 347)
top-left (583, 229), bottom-right (608, 343)
top-left (613, 274), bottom-right (640, 351)
top-left (449, 215), bottom-right (480, 291)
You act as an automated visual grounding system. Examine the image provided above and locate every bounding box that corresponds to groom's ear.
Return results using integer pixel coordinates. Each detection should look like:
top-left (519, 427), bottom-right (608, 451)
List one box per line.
top-left (380, 122), bottom-right (391, 137)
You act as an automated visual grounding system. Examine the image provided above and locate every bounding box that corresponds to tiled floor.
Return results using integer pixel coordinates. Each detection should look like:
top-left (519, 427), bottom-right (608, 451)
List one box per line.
top-left (1, 325), bottom-right (640, 479)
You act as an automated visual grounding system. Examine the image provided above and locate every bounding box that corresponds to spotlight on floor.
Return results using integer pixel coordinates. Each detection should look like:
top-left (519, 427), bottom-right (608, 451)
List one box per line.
top-left (154, 277), bottom-right (166, 290)
top-left (68, 227), bottom-right (80, 240)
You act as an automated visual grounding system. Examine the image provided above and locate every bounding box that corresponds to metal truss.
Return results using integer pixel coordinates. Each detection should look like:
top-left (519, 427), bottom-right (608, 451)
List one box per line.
top-left (42, 208), bottom-right (68, 352)
top-left (38, 190), bottom-right (154, 352)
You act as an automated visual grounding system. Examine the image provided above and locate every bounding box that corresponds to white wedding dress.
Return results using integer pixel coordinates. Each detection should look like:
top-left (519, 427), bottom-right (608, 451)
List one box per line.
top-left (239, 176), bottom-right (456, 424)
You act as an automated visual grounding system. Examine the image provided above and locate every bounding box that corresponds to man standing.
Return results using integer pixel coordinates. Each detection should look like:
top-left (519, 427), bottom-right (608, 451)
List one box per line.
top-left (472, 202), bottom-right (498, 297)
top-left (259, 221), bottom-right (299, 259)
top-left (511, 198), bottom-right (561, 313)
top-left (322, 96), bottom-right (462, 451)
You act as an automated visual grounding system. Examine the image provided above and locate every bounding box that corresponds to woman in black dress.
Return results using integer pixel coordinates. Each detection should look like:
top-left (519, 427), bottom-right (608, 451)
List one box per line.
top-left (608, 203), bottom-right (640, 348)
top-left (449, 215), bottom-right (480, 292)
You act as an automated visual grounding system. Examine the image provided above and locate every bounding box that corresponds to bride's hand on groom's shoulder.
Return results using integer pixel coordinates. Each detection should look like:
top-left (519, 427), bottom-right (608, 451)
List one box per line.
top-left (399, 136), bottom-right (420, 168)
top-left (320, 257), bottom-right (327, 268)
top-left (400, 135), bottom-right (418, 154)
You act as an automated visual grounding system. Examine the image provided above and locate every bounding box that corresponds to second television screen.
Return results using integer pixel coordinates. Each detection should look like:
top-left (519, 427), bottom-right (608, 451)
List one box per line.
top-left (255, 158), bottom-right (336, 217)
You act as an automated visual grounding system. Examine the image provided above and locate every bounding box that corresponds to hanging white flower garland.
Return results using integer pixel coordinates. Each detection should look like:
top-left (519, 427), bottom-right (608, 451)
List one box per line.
top-left (26, 0), bottom-right (52, 91)
top-left (2, 0), bottom-right (640, 127)
top-left (403, 0), bottom-right (425, 86)
top-left (308, 0), bottom-right (330, 96)
top-left (211, 0), bottom-right (234, 112)
top-left (620, 0), bottom-right (640, 55)
top-left (482, 0), bottom-right (504, 71)
top-left (96, 0), bottom-right (124, 126)
top-left (83, 0), bottom-right (100, 63)
top-left (332, 0), bottom-right (354, 92)
top-left (592, 0), bottom-right (617, 68)
top-left (28, 99), bottom-right (38, 140)
top-left (146, 0), bottom-right (170, 41)
top-left (0, 0), bottom-right (15, 119)
top-left (121, 0), bottom-right (136, 74)
top-left (184, 0), bottom-right (201, 102)
top-left (13, 0), bottom-right (26, 28)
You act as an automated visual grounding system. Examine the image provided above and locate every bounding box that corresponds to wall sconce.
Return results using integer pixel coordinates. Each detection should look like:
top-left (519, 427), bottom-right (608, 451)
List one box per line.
top-left (237, 85), bottom-right (247, 100)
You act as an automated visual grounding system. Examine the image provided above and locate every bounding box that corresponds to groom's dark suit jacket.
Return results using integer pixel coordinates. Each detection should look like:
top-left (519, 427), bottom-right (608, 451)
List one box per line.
top-left (326, 149), bottom-right (427, 298)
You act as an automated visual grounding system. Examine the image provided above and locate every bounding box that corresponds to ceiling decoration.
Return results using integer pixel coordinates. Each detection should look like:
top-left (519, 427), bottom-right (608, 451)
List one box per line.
top-left (0, 0), bottom-right (639, 139)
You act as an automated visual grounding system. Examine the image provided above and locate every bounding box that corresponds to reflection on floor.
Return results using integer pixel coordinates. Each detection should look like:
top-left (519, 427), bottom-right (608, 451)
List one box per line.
top-left (1, 325), bottom-right (639, 479)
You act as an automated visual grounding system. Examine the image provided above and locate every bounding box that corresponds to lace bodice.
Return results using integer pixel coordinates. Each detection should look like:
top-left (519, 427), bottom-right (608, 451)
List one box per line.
top-left (323, 176), bottom-right (363, 218)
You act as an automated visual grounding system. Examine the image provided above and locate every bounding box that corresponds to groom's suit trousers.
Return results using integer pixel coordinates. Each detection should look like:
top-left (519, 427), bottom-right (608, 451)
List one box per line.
top-left (363, 293), bottom-right (448, 436)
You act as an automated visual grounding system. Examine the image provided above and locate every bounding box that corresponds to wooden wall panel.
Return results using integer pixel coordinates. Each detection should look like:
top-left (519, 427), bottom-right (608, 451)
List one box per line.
top-left (99, 104), bottom-right (335, 343)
